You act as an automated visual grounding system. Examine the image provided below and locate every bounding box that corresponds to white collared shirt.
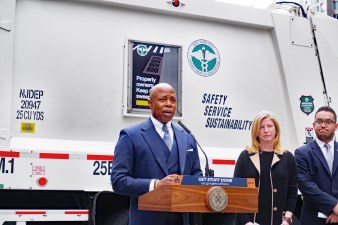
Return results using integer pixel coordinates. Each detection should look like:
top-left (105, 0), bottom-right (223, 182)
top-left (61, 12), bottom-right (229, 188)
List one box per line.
top-left (316, 138), bottom-right (334, 161)
top-left (150, 116), bottom-right (173, 143)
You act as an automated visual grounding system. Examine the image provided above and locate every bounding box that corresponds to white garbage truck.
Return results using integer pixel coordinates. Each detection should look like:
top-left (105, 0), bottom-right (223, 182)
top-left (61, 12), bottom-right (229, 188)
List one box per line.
top-left (1, 0), bottom-right (338, 224)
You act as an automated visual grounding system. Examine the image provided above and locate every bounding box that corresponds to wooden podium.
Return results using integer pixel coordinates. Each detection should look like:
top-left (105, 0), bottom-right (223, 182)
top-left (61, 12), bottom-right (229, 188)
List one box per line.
top-left (138, 177), bottom-right (258, 213)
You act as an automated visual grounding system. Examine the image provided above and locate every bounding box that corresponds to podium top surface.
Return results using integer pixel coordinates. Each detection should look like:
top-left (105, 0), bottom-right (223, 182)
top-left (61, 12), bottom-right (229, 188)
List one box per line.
top-left (171, 175), bottom-right (255, 188)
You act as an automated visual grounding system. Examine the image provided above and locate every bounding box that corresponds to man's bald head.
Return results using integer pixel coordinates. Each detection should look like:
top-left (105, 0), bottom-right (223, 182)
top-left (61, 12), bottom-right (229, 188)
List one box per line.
top-left (148, 83), bottom-right (177, 124)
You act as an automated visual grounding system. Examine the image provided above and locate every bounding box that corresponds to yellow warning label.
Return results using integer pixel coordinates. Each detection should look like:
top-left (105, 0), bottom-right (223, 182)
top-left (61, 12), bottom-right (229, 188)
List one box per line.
top-left (20, 122), bottom-right (36, 134)
top-left (136, 100), bottom-right (149, 106)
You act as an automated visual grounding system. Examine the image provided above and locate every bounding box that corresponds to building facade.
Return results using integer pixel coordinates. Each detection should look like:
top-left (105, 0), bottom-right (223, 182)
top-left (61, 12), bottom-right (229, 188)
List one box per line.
top-left (302, 0), bottom-right (338, 19)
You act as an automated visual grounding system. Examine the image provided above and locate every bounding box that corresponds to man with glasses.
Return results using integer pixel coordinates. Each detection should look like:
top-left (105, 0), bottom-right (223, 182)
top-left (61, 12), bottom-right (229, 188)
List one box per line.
top-left (295, 106), bottom-right (338, 225)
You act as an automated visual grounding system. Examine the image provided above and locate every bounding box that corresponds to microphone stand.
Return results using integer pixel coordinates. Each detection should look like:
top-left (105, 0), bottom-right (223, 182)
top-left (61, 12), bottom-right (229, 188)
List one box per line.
top-left (178, 121), bottom-right (214, 177)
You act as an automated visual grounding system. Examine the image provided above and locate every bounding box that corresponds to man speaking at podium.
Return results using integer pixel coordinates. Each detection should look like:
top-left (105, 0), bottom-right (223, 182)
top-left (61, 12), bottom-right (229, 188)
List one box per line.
top-left (111, 83), bottom-right (202, 225)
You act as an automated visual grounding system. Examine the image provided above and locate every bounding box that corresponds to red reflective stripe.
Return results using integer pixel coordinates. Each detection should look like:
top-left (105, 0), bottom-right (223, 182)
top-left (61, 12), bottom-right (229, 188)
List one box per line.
top-left (87, 155), bottom-right (114, 161)
top-left (16, 211), bottom-right (46, 215)
top-left (64, 210), bottom-right (89, 214)
top-left (0, 151), bottom-right (20, 158)
top-left (40, 153), bottom-right (69, 159)
top-left (212, 159), bottom-right (236, 165)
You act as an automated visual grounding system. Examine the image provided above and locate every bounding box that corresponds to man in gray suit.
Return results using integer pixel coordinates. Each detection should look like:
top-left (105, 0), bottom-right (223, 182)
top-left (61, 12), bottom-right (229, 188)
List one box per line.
top-left (295, 106), bottom-right (338, 224)
top-left (111, 83), bottom-right (202, 225)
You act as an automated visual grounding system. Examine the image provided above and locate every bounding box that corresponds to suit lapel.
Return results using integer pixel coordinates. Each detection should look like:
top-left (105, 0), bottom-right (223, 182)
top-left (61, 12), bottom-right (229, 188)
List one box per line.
top-left (173, 125), bottom-right (187, 174)
top-left (141, 119), bottom-right (169, 175)
top-left (250, 153), bottom-right (260, 175)
top-left (271, 153), bottom-right (280, 167)
top-left (313, 141), bottom-right (331, 175)
top-left (332, 141), bottom-right (338, 175)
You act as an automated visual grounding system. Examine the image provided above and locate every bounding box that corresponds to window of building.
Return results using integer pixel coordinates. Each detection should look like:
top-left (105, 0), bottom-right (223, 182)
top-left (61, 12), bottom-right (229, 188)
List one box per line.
top-left (333, 1), bottom-right (338, 10)
top-left (123, 40), bottom-right (182, 117)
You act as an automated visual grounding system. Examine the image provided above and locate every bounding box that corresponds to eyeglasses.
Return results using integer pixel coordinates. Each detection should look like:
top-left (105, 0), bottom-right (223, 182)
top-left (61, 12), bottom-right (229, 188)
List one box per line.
top-left (314, 119), bottom-right (336, 126)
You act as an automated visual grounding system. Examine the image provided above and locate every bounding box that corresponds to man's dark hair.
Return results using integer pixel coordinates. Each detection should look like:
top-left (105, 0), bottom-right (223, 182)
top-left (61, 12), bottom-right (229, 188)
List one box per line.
top-left (315, 106), bottom-right (337, 122)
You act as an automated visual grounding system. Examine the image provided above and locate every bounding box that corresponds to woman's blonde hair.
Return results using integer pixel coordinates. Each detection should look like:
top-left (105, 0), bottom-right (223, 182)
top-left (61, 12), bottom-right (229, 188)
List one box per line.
top-left (246, 111), bottom-right (284, 154)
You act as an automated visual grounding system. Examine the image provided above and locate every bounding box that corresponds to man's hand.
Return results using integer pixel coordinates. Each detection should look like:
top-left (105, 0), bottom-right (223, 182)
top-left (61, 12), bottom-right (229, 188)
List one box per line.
top-left (156, 174), bottom-right (179, 189)
top-left (326, 212), bottom-right (338, 224)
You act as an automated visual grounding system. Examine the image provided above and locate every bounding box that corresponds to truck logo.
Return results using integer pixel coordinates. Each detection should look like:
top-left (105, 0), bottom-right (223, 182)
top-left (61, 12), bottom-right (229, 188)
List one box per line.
top-left (300, 95), bottom-right (314, 115)
top-left (134, 44), bottom-right (152, 56)
top-left (187, 39), bottom-right (220, 77)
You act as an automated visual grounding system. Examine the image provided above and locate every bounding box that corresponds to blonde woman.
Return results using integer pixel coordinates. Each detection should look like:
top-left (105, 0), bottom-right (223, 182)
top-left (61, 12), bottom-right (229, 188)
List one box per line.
top-left (234, 111), bottom-right (298, 225)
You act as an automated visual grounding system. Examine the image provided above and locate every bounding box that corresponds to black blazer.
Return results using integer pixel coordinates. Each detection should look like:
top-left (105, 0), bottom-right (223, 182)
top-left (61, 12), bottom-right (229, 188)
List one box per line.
top-left (234, 150), bottom-right (298, 225)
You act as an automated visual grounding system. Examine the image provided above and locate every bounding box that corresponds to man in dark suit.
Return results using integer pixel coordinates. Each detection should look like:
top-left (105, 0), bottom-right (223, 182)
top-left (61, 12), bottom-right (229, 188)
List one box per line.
top-left (110, 83), bottom-right (202, 225)
top-left (295, 106), bottom-right (338, 225)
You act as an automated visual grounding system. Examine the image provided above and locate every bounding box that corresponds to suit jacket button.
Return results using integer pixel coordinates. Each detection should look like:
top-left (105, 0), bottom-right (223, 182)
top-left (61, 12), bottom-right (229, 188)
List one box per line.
top-left (273, 188), bottom-right (277, 193)
top-left (273, 207), bottom-right (278, 211)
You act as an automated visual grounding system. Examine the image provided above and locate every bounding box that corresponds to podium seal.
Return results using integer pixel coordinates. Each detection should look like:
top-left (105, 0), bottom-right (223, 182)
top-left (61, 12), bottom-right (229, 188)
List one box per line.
top-left (206, 186), bottom-right (228, 212)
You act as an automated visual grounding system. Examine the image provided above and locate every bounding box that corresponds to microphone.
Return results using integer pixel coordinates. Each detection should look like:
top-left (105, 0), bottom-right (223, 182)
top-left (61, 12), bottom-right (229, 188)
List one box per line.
top-left (178, 121), bottom-right (214, 177)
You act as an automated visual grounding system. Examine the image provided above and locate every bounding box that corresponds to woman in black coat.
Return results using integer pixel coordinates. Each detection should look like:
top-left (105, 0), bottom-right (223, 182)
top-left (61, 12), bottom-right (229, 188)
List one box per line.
top-left (234, 111), bottom-right (298, 225)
